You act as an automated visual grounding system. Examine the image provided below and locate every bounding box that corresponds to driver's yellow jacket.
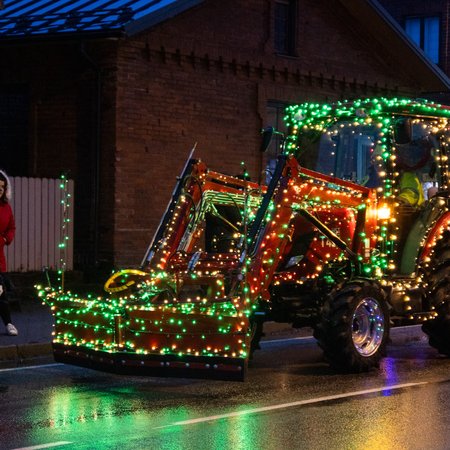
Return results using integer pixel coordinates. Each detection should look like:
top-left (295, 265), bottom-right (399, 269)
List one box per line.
top-left (398, 171), bottom-right (425, 207)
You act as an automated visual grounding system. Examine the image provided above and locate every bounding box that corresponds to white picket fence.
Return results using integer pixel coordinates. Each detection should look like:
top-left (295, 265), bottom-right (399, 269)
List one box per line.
top-left (5, 177), bottom-right (74, 272)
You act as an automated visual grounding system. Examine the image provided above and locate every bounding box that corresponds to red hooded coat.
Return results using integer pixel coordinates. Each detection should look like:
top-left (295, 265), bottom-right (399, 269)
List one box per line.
top-left (0, 202), bottom-right (15, 272)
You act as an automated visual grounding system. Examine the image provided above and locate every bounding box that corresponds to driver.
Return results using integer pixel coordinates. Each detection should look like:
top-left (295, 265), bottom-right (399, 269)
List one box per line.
top-left (396, 134), bottom-right (432, 207)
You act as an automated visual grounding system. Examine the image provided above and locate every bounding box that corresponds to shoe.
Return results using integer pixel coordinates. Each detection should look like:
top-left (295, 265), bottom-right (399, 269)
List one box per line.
top-left (6, 323), bottom-right (18, 336)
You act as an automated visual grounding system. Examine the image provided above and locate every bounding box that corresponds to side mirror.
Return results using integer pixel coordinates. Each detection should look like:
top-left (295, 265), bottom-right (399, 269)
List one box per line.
top-left (260, 126), bottom-right (274, 152)
top-left (394, 117), bottom-right (412, 144)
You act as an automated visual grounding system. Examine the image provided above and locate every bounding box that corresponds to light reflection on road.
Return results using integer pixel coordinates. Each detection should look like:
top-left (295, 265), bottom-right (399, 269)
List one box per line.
top-left (3, 333), bottom-right (450, 449)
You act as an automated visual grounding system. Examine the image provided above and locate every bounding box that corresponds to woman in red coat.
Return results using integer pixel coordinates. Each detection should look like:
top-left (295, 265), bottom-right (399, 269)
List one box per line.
top-left (0, 170), bottom-right (18, 336)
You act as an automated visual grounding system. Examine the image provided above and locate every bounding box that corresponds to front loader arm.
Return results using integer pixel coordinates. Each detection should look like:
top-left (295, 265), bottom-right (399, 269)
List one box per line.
top-left (141, 156), bottom-right (202, 269)
top-left (244, 155), bottom-right (370, 301)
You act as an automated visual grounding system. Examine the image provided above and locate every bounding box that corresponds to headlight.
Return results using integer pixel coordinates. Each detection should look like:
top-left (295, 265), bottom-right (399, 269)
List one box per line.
top-left (377, 204), bottom-right (391, 220)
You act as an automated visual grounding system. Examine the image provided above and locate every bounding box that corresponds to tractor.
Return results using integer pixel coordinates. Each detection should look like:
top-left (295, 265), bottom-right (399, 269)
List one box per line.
top-left (40, 97), bottom-right (450, 380)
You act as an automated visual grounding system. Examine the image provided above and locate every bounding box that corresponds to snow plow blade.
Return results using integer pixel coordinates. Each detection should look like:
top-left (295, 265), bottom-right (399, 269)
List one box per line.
top-left (52, 343), bottom-right (247, 381)
top-left (46, 295), bottom-right (250, 381)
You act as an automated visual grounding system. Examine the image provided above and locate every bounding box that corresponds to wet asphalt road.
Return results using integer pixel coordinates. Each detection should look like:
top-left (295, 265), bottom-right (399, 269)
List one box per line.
top-left (1, 328), bottom-right (450, 450)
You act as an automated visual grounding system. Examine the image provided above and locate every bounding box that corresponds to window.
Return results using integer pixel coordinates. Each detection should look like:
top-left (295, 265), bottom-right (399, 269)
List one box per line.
top-left (405, 16), bottom-right (440, 63)
top-left (393, 117), bottom-right (444, 200)
top-left (266, 101), bottom-right (288, 156)
top-left (0, 86), bottom-right (29, 176)
top-left (274, 0), bottom-right (297, 56)
top-left (314, 121), bottom-right (381, 186)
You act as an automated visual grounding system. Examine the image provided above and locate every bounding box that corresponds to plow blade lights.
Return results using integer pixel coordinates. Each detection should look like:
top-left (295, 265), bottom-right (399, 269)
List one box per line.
top-left (53, 344), bottom-right (247, 381)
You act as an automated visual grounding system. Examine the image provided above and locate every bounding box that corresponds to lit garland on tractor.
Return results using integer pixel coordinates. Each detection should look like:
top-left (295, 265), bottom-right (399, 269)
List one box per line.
top-left (38, 97), bottom-right (450, 379)
top-left (284, 97), bottom-right (450, 280)
top-left (38, 163), bottom-right (265, 379)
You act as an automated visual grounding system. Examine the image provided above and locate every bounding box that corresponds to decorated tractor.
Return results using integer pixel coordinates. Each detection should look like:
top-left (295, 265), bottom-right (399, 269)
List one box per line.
top-left (40, 97), bottom-right (450, 380)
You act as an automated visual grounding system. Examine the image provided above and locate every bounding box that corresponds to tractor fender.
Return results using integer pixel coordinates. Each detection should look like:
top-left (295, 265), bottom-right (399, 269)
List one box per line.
top-left (419, 211), bottom-right (450, 264)
top-left (400, 202), bottom-right (449, 274)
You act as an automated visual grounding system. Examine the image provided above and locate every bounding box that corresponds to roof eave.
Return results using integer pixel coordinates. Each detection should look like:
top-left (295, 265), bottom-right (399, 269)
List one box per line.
top-left (0, 28), bottom-right (125, 44)
top-left (124, 0), bottom-right (204, 36)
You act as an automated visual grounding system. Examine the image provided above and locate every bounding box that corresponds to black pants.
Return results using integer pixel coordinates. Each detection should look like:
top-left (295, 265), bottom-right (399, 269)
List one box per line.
top-left (0, 274), bottom-right (12, 326)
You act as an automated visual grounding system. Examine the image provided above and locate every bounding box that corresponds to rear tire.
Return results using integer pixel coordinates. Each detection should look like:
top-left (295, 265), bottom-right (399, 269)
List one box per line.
top-left (314, 280), bottom-right (389, 372)
top-left (422, 263), bottom-right (450, 356)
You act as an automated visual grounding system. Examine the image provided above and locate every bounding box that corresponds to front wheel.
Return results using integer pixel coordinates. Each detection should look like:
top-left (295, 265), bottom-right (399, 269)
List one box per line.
top-left (314, 281), bottom-right (390, 372)
top-left (249, 315), bottom-right (265, 359)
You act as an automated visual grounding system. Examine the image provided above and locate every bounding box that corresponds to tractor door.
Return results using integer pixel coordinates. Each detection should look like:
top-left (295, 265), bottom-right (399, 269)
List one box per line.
top-left (275, 120), bottom-right (381, 279)
top-left (392, 117), bottom-right (450, 274)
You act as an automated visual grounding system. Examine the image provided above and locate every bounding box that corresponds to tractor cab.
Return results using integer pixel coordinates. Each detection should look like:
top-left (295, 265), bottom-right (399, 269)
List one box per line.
top-left (284, 103), bottom-right (450, 280)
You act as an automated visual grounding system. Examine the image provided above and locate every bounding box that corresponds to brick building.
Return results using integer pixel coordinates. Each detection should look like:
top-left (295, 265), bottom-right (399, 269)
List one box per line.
top-left (0, 0), bottom-right (449, 272)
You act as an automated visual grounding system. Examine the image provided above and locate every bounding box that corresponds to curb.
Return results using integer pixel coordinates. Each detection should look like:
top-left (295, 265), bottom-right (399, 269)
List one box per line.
top-left (389, 324), bottom-right (427, 343)
top-left (261, 323), bottom-right (426, 343)
top-left (0, 342), bottom-right (53, 368)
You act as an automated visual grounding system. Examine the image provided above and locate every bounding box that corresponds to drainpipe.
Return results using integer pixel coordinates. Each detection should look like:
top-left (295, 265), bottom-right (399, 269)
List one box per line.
top-left (446, 1), bottom-right (449, 73)
top-left (79, 42), bottom-right (101, 267)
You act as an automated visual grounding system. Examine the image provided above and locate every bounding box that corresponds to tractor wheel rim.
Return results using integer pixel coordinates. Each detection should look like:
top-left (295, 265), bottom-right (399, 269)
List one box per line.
top-left (352, 297), bottom-right (385, 357)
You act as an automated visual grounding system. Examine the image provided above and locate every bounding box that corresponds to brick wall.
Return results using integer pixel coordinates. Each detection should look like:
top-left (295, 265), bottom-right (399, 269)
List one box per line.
top-left (112, 0), bottom-right (422, 266)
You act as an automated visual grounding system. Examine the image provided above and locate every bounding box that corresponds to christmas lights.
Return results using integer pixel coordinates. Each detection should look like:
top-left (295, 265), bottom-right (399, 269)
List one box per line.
top-left (39, 97), bottom-right (450, 378)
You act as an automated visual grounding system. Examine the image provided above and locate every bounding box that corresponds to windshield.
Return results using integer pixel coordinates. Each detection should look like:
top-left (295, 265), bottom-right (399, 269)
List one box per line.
top-left (297, 120), bottom-right (382, 185)
top-left (294, 116), bottom-right (450, 200)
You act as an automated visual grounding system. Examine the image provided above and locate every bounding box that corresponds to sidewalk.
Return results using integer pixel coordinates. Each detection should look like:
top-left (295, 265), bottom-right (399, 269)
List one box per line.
top-left (0, 271), bottom-right (104, 368)
top-left (0, 298), bottom-right (54, 368)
